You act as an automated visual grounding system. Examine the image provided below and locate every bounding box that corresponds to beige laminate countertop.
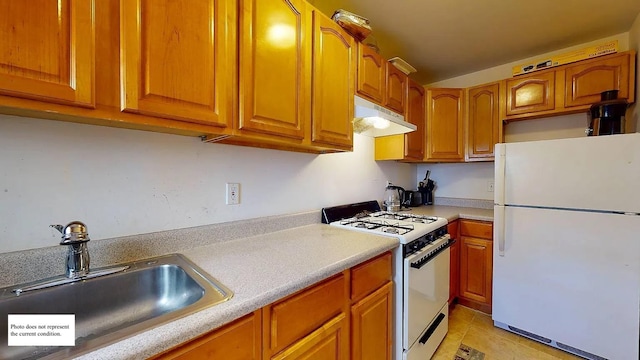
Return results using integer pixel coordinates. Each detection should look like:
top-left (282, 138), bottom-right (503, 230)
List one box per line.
top-left (75, 224), bottom-right (398, 360)
top-left (409, 205), bottom-right (494, 222)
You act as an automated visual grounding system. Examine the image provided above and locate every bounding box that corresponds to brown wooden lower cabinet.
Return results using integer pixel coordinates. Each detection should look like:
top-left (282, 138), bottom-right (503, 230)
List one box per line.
top-left (458, 220), bottom-right (493, 314)
top-left (151, 252), bottom-right (392, 359)
top-left (150, 310), bottom-right (262, 360)
top-left (351, 282), bottom-right (393, 360)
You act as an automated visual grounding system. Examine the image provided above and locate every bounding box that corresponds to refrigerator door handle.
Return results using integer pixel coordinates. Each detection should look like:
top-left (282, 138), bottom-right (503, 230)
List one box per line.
top-left (494, 144), bottom-right (506, 206)
top-left (495, 205), bottom-right (506, 256)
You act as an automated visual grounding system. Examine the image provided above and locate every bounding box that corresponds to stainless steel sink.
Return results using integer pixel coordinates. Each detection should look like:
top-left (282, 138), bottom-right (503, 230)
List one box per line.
top-left (0, 253), bottom-right (233, 360)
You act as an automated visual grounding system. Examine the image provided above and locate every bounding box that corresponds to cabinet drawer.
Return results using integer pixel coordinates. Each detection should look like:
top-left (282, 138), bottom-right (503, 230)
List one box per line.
top-left (264, 273), bottom-right (347, 355)
top-left (351, 252), bottom-right (392, 303)
top-left (272, 313), bottom-right (349, 360)
top-left (460, 220), bottom-right (493, 240)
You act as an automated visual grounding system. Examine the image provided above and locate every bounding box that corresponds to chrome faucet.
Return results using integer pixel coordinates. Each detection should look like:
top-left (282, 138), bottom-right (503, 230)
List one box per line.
top-left (51, 221), bottom-right (91, 278)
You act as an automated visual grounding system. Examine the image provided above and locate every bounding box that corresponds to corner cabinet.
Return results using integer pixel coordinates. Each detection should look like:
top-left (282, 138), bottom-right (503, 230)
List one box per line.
top-left (425, 88), bottom-right (465, 162)
top-left (120, 0), bottom-right (235, 128)
top-left (374, 79), bottom-right (425, 161)
top-left (404, 79), bottom-right (426, 160)
top-left (310, 8), bottom-right (355, 150)
top-left (0, 0), bottom-right (95, 108)
top-left (466, 82), bottom-right (502, 161)
top-left (458, 220), bottom-right (493, 314)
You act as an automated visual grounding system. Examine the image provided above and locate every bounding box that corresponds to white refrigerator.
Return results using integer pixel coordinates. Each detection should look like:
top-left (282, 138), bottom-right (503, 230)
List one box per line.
top-left (493, 133), bottom-right (640, 360)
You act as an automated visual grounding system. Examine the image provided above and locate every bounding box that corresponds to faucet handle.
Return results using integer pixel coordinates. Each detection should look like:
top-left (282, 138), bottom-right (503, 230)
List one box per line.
top-left (51, 221), bottom-right (90, 245)
top-left (50, 224), bottom-right (65, 234)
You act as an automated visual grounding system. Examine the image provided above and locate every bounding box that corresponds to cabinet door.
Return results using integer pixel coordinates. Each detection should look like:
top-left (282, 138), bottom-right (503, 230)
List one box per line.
top-left (310, 9), bottom-right (355, 149)
top-left (151, 311), bottom-right (261, 360)
top-left (448, 221), bottom-right (460, 304)
top-left (121, 0), bottom-right (234, 127)
top-left (459, 236), bottom-right (493, 305)
top-left (0, 0), bottom-right (94, 107)
top-left (239, 0), bottom-right (310, 139)
top-left (467, 82), bottom-right (500, 160)
top-left (426, 88), bottom-right (464, 161)
top-left (405, 79), bottom-right (426, 160)
top-left (351, 282), bottom-right (393, 360)
top-left (271, 313), bottom-right (348, 360)
top-left (263, 273), bottom-right (346, 357)
top-left (506, 71), bottom-right (555, 116)
top-left (564, 53), bottom-right (632, 107)
top-left (385, 63), bottom-right (407, 114)
top-left (356, 43), bottom-right (385, 103)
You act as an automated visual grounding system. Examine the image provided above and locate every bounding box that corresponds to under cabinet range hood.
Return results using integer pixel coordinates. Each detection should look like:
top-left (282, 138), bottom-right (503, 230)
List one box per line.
top-left (353, 96), bottom-right (416, 137)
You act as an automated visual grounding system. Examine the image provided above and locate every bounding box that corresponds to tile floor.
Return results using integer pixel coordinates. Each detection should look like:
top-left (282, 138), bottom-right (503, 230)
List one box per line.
top-left (432, 305), bottom-right (583, 360)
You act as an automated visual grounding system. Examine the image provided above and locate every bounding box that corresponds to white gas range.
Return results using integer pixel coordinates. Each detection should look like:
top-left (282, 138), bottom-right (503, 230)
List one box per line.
top-left (322, 201), bottom-right (452, 360)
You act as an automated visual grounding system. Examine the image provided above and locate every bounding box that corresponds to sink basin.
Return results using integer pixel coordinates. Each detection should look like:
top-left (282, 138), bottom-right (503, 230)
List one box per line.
top-left (0, 253), bottom-right (233, 360)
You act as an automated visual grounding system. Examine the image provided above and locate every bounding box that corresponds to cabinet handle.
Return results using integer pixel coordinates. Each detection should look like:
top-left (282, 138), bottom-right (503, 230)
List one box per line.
top-left (495, 206), bottom-right (505, 256)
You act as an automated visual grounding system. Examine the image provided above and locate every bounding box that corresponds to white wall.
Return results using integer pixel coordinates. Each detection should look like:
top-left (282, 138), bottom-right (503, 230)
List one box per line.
top-left (416, 162), bottom-right (494, 201)
top-left (0, 115), bottom-right (415, 253)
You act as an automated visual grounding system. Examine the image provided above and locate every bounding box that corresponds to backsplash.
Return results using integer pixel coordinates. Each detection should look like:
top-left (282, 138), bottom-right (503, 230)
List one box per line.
top-left (434, 197), bottom-right (494, 209)
top-left (0, 115), bottom-right (415, 254)
top-left (0, 210), bottom-right (321, 288)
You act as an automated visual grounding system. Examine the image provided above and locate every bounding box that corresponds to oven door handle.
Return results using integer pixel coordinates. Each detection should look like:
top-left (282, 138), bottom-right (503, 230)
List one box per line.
top-left (419, 312), bottom-right (446, 345)
top-left (409, 238), bottom-right (455, 270)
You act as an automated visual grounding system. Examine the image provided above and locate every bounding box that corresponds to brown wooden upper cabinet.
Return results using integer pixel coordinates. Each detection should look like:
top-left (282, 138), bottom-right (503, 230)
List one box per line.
top-left (356, 43), bottom-right (386, 104)
top-left (121, 0), bottom-right (235, 128)
top-left (506, 71), bottom-right (556, 116)
top-left (563, 52), bottom-right (633, 108)
top-left (425, 88), bottom-right (465, 161)
top-left (310, 9), bottom-right (355, 150)
top-left (384, 63), bottom-right (408, 114)
top-left (238, 0), bottom-right (309, 140)
top-left (466, 82), bottom-right (501, 160)
top-left (404, 79), bottom-right (426, 160)
top-left (504, 51), bottom-right (635, 122)
top-left (0, 0), bottom-right (95, 108)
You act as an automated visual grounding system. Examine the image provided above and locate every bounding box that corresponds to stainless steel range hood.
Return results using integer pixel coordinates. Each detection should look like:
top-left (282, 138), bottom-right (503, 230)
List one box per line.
top-left (353, 95), bottom-right (416, 137)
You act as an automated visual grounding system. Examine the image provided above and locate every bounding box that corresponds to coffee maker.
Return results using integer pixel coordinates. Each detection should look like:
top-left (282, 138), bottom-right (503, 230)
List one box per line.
top-left (586, 90), bottom-right (628, 136)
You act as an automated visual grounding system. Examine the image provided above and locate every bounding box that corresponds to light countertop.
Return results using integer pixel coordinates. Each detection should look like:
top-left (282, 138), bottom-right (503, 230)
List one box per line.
top-left (75, 224), bottom-right (398, 360)
top-left (409, 205), bottom-right (494, 222)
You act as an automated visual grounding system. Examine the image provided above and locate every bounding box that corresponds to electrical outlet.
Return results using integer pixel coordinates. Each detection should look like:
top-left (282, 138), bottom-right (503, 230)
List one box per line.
top-left (226, 183), bottom-right (240, 205)
top-left (487, 181), bottom-right (494, 193)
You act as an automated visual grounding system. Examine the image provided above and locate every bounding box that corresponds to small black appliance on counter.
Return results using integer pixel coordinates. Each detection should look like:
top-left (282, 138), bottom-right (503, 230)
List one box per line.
top-left (418, 170), bottom-right (435, 205)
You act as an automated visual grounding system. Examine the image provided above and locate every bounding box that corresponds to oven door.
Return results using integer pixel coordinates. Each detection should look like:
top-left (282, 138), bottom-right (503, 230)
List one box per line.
top-left (403, 238), bottom-right (450, 352)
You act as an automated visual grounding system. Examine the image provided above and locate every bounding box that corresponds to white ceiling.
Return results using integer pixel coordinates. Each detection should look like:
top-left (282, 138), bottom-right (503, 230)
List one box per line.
top-left (309, 0), bottom-right (640, 84)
